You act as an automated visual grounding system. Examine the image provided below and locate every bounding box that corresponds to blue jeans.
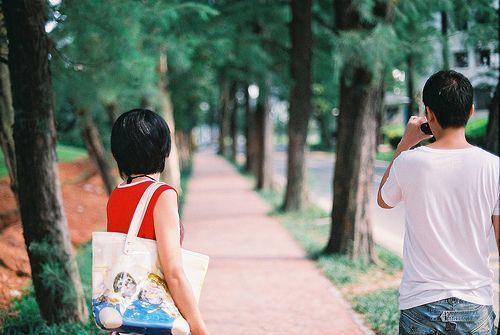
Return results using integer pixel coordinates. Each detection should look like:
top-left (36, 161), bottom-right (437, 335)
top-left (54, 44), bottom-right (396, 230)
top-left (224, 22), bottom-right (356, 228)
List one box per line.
top-left (399, 297), bottom-right (496, 335)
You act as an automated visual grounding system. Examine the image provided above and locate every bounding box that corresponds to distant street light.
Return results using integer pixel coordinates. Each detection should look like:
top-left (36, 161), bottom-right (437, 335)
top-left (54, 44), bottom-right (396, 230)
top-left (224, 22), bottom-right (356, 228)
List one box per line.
top-left (248, 84), bottom-right (260, 99)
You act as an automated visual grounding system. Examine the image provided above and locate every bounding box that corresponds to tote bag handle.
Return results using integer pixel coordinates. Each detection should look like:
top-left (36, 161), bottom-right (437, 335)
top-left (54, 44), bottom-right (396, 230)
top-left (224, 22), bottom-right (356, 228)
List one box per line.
top-left (123, 182), bottom-right (165, 255)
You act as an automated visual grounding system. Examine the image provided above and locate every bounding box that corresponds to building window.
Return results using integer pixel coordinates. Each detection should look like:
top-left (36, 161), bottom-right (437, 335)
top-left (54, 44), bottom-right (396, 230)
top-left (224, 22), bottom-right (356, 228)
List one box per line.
top-left (475, 49), bottom-right (490, 67)
top-left (453, 51), bottom-right (469, 68)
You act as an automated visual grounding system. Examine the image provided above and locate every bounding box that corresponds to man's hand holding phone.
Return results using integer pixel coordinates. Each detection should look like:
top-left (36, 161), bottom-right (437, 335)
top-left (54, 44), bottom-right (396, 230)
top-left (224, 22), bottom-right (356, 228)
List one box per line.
top-left (398, 116), bottom-right (434, 151)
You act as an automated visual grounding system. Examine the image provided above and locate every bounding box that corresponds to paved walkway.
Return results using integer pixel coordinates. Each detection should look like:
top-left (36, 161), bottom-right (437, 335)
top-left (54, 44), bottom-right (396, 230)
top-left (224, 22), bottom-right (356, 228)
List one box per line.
top-left (182, 152), bottom-right (367, 335)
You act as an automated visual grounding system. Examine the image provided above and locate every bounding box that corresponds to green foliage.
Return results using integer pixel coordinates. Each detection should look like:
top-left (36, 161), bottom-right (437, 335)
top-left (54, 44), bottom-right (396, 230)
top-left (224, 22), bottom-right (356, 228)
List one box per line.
top-left (465, 117), bottom-right (488, 147)
top-left (382, 124), bottom-right (405, 149)
top-left (353, 288), bottom-right (400, 335)
top-left (382, 118), bottom-right (489, 149)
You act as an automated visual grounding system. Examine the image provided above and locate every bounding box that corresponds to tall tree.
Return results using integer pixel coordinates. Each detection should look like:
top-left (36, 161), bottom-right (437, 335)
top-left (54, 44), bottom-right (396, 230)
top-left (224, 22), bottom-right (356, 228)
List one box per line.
top-left (229, 82), bottom-right (238, 162)
top-left (485, 82), bottom-right (498, 155)
top-left (0, 9), bottom-right (16, 198)
top-left (441, 11), bottom-right (450, 70)
top-left (158, 48), bottom-right (181, 191)
top-left (282, 0), bottom-right (313, 211)
top-left (244, 84), bottom-right (258, 174)
top-left (406, 54), bottom-right (416, 120)
top-left (74, 106), bottom-right (116, 195)
top-left (255, 85), bottom-right (273, 190)
top-left (2, 0), bottom-right (87, 323)
top-left (325, 0), bottom-right (394, 261)
top-left (217, 73), bottom-right (230, 156)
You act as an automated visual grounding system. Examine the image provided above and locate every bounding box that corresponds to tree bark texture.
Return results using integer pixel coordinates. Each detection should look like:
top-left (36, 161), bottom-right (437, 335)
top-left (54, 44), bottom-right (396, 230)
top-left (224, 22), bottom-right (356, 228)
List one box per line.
top-left (283, 0), bottom-right (313, 210)
top-left (2, 0), bottom-right (87, 323)
top-left (324, 0), bottom-right (393, 261)
top-left (0, 10), bottom-right (17, 198)
top-left (244, 84), bottom-right (258, 175)
top-left (74, 107), bottom-right (116, 195)
top-left (229, 82), bottom-right (238, 162)
top-left (375, 75), bottom-right (386, 147)
top-left (217, 74), bottom-right (230, 156)
top-left (406, 55), bottom-right (416, 121)
top-left (105, 102), bottom-right (118, 129)
top-left (315, 112), bottom-right (334, 147)
top-left (157, 48), bottom-right (181, 192)
top-left (255, 95), bottom-right (273, 190)
top-left (176, 130), bottom-right (192, 171)
top-left (325, 67), bottom-right (377, 261)
top-left (441, 12), bottom-right (450, 70)
top-left (485, 81), bottom-right (498, 155)
top-left (159, 82), bottom-right (181, 192)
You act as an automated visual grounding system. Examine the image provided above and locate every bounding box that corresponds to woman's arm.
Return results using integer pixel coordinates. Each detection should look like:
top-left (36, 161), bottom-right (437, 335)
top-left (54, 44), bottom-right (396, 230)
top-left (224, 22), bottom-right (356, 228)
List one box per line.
top-left (153, 189), bottom-right (210, 335)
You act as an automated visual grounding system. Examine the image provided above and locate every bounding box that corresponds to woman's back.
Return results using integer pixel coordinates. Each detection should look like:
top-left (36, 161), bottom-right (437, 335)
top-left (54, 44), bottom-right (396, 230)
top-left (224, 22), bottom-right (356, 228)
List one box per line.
top-left (106, 180), bottom-right (178, 240)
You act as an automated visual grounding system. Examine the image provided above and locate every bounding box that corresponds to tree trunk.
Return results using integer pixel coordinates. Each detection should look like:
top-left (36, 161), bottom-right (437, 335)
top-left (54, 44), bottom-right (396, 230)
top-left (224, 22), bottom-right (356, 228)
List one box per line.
top-left (324, 67), bottom-right (377, 262)
top-left (283, 0), bottom-right (313, 210)
top-left (229, 82), bottom-right (238, 162)
top-left (375, 75), bottom-right (386, 147)
top-left (255, 93), bottom-right (273, 190)
top-left (157, 48), bottom-right (181, 191)
top-left (324, 0), bottom-right (392, 261)
top-left (485, 81), bottom-right (499, 155)
top-left (74, 107), bottom-right (115, 195)
top-left (105, 102), bottom-right (119, 129)
top-left (176, 130), bottom-right (191, 171)
top-left (406, 55), bottom-right (416, 121)
top-left (0, 9), bottom-right (17, 198)
top-left (244, 84), bottom-right (258, 175)
top-left (2, 0), bottom-right (87, 323)
top-left (315, 112), bottom-right (334, 147)
top-left (441, 12), bottom-right (450, 70)
top-left (217, 74), bottom-right (230, 157)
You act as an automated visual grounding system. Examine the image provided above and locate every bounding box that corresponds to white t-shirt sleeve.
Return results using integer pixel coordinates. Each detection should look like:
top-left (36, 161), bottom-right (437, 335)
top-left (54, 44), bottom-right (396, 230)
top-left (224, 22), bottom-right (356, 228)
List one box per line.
top-left (381, 159), bottom-right (403, 207)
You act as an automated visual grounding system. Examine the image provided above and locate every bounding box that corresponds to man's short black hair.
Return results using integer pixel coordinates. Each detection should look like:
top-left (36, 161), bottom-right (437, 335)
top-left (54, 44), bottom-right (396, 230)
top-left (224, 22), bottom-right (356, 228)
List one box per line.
top-left (111, 109), bottom-right (171, 179)
top-left (422, 70), bottom-right (473, 128)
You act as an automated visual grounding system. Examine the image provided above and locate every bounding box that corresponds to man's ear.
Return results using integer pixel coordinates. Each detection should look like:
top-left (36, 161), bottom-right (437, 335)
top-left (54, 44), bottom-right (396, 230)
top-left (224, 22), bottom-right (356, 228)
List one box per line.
top-left (426, 106), bottom-right (435, 123)
top-left (468, 104), bottom-right (475, 119)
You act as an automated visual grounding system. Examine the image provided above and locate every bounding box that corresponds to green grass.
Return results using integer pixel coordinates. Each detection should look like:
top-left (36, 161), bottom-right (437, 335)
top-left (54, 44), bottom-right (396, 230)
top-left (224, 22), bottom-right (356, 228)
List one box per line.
top-left (354, 288), bottom-right (400, 335)
top-left (375, 150), bottom-right (395, 162)
top-left (0, 144), bottom-right (88, 178)
top-left (280, 212), bottom-right (402, 285)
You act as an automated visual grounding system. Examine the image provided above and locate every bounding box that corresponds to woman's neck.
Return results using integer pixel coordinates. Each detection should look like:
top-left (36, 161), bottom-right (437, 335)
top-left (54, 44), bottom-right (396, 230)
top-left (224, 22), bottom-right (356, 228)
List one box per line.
top-left (126, 173), bottom-right (161, 184)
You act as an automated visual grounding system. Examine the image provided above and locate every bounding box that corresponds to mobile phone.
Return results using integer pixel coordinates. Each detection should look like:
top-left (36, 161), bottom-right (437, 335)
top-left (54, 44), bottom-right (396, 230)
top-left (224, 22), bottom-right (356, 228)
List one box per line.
top-left (420, 122), bottom-right (432, 135)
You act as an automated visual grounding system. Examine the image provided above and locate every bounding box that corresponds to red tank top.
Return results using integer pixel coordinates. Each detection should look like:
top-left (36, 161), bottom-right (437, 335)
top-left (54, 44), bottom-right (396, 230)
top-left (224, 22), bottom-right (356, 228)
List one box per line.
top-left (106, 180), bottom-right (180, 241)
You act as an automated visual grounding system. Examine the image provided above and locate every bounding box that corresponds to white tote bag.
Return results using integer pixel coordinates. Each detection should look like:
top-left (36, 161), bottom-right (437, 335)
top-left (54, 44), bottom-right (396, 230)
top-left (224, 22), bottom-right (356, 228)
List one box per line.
top-left (92, 182), bottom-right (209, 335)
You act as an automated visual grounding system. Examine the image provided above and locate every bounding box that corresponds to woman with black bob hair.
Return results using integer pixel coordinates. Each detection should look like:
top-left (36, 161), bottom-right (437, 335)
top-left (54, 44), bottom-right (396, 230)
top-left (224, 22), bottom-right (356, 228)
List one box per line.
top-left (106, 109), bottom-right (210, 335)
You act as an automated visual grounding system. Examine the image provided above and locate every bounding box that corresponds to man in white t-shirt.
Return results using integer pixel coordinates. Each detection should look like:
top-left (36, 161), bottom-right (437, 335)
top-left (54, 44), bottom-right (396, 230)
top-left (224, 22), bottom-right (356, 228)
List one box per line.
top-left (378, 70), bottom-right (499, 335)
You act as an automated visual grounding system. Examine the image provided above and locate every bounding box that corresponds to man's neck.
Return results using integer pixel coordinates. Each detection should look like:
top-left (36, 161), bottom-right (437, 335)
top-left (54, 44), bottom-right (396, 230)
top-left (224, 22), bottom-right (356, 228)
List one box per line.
top-left (428, 127), bottom-right (473, 149)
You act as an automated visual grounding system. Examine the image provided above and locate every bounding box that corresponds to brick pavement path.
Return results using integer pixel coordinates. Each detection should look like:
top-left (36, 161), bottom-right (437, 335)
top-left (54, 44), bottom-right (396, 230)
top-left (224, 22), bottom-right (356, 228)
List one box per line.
top-left (182, 151), bottom-right (369, 335)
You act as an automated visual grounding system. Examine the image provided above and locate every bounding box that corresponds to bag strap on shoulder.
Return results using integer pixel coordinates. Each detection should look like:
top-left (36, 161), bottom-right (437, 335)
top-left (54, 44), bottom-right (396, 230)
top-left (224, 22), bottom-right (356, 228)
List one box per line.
top-left (123, 182), bottom-right (166, 254)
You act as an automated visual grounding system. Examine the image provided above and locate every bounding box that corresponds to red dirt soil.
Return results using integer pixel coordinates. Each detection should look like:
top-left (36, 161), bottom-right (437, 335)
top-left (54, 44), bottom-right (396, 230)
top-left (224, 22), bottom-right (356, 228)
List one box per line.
top-left (0, 158), bottom-right (108, 309)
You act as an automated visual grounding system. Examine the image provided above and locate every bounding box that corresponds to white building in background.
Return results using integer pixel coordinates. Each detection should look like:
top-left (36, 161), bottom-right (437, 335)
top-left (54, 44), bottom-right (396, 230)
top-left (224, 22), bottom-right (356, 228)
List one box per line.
top-left (446, 32), bottom-right (498, 114)
top-left (385, 11), bottom-right (498, 127)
